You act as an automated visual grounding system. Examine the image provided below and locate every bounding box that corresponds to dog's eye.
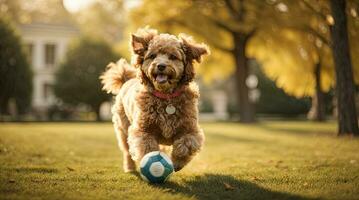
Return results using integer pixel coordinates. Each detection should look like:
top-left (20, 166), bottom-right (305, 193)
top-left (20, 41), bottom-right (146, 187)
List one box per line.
top-left (147, 53), bottom-right (157, 60)
top-left (169, 54), bottom-right (178, 60)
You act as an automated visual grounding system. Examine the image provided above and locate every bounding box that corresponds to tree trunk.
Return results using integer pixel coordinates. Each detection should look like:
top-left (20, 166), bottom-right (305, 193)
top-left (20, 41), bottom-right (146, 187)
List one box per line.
top-left (329, 0), bottom-right (359, 136)
top-left (332, 95), bottom-right (338, 119)
top-left (94, 105), bottom-right (102, 122)
top-left (233, 32), bottom-right (255, 123)
top-left (308, 62), bottom-right (326, 121)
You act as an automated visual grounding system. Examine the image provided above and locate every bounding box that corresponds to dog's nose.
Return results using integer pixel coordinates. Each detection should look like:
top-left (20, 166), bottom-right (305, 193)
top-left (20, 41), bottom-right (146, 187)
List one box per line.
top-left (157, 64), bottom-right (166, 71)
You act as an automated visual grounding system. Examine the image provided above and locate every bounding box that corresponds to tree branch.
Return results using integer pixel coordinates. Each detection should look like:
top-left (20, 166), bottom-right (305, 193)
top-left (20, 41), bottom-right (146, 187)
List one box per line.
top-left (305, 26), bottom-right (331, 46)
top-left (209, 41), bottom-right (234, 53)
top-left (161, 19), bottom-right (233, 53)
top-left (207, 16), bottom-right (236, 33)
top-left (224, 0), bottom-right (245, 22)
top-left (281, 23), bottom-right (331, 46)
top-left (224, 0), bottom-right (240, 20)
top-left (300, 0), bottom-right (327, 21)
top-left (247, 28), bottom-right (258, 39)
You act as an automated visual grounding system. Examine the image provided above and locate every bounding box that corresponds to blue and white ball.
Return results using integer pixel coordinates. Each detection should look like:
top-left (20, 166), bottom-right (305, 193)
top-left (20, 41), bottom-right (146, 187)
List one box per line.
top-left (140, 151), bottom-right (174, 183)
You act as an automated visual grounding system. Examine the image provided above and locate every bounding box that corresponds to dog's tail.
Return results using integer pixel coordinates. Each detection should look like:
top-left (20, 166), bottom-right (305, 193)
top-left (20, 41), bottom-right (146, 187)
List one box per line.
top-left (100, 59), bottom-right (136, 95)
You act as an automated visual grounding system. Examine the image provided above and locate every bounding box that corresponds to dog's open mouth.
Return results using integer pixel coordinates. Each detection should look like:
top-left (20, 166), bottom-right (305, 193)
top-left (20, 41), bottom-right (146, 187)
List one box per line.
top-left (155, 73), bottom-right (172, 84)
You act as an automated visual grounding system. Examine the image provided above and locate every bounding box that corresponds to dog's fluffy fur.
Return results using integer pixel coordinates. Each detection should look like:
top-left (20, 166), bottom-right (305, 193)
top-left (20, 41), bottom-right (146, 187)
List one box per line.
top-left (100, 28), bottom-right (209, 172)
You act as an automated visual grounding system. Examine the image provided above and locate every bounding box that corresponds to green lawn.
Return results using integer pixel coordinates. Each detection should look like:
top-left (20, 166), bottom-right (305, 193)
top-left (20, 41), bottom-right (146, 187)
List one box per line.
top-left (0, 121), bottom-right (358, 200)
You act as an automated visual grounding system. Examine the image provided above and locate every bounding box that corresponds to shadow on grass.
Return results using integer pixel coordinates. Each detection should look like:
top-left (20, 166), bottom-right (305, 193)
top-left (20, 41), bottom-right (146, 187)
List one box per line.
top-left (157, 174), bottom-right (318, 200)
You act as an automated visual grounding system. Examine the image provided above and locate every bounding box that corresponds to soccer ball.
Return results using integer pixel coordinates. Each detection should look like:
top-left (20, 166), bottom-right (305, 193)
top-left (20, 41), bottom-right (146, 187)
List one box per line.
top-left (140, 151), bottom-right (174, 183)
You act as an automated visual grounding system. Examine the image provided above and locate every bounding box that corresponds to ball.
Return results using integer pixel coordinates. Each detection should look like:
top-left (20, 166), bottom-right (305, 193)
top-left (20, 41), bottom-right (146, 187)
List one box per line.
top-left (139, 151), bottom-right (174, 183)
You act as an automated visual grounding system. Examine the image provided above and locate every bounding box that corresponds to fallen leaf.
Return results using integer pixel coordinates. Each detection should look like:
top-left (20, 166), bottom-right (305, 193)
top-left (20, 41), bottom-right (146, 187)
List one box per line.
top-left (223, 182), bottom-right (236, 190)
top-left (303, 182), bottom-right (308, 186)
top-left (67, 167), bottom-right (75, 171)
top-left (251, 176), bottom-right (260, 181)
top-left (281, 165), bottom-right (289, 169)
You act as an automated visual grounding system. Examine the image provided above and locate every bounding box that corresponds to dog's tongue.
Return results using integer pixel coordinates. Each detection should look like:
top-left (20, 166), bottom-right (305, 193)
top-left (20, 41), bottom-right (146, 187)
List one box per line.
top-left (156, 74), bottom-right (168, 83)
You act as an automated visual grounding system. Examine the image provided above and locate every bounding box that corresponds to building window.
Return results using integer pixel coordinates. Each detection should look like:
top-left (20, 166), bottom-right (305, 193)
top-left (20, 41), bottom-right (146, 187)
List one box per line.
top-left (24, 43), bottom-right (33, 65)
top-left (43, 83), bottom-right (53, 101)
top-left (45, 44), bottom-right (56, 67)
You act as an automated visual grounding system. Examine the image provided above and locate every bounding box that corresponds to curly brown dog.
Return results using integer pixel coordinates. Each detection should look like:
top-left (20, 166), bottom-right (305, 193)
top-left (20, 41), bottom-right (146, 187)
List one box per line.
top-left (100, 28), bottom-right (209, 172)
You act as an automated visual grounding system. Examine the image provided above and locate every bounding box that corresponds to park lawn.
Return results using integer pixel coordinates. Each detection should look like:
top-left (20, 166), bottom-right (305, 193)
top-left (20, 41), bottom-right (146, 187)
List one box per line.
top-left (0, 121), bottom-right (358, 200)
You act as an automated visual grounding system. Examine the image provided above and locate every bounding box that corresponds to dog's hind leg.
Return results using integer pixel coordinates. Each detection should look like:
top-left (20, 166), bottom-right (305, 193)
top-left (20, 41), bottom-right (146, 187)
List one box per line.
top-left (113, 104), bottom-right (136, 173)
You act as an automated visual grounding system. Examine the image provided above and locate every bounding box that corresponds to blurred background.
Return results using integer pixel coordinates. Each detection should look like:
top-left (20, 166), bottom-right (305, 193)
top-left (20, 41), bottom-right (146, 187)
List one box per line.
top-left (0, 0), bottom-right (358, 127)
top-left (1, 1), bottom-right (359, 198)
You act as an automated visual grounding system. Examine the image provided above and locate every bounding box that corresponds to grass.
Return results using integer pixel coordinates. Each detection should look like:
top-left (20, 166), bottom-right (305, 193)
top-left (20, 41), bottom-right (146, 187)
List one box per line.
top-left (0, 121), bottom-right (358, 200)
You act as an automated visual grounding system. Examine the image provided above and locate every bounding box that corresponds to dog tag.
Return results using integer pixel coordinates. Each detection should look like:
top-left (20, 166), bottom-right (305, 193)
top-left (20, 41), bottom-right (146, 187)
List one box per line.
top-left (166, 104), bottom-right (176, 115)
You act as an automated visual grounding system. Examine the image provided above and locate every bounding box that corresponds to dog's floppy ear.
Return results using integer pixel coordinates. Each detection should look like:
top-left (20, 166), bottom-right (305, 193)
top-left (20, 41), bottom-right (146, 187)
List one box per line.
top-left (131, 28), bottom-right (158, 56)
top-left (179, 34), bottom-right (209, 63)
top-left (178, 34), bottom-right (209, 85)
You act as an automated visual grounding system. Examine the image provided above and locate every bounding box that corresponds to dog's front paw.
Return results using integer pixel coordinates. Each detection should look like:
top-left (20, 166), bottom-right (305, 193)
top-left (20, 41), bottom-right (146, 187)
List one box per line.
top-left (173, 135), bottom-right (201, 158)
top-left (173, 160), bottom-right (186, 172)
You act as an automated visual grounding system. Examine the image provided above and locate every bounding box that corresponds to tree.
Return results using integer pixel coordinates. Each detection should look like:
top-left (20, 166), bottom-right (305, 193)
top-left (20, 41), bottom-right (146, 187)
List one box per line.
top-left (54, 37), bottom-right (118, 121)
top-left (131, 0), bottom-right (359, 125)
top-left (0, 0), bottom-right (22, 22)
top-left (74, 0), bottom-right (125, 44)
top-left (253, 63), bottom-right (311, 116)
top-left (329, 0), bottom-right (359, 136)
top-left (281, 0), bottom-right (359, 129)
top-left (0, 18), bottom-right (32, 118)
top-left (251, 0), bottom-right (359, 122)
top-left (249, 26), bottom-right (334, 121)
top-left (131, 0), bottom-right (283, 122)
top-left (307, 61), bottom-right (326, 121)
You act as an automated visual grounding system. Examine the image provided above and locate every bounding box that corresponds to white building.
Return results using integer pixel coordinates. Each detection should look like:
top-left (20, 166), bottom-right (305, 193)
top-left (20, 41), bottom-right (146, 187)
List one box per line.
top-left (19, 23), bottom-right (79, 118)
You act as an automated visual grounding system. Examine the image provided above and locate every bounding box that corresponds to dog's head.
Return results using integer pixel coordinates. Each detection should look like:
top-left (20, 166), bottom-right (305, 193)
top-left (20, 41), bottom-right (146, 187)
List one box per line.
top-left (131, 28), bottom-right (209, 92)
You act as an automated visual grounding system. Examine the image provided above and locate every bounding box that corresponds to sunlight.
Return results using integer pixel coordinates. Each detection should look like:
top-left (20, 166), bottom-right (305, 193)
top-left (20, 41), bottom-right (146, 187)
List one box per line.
top-left (63, 0), bottom-right (141, 12)
top-left (63, 0), bottom-right (96, 13)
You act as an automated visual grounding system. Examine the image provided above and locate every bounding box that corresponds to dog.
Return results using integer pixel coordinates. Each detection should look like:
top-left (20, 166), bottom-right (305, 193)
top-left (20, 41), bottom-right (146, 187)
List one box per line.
top-left (100, 28), bottom-right (209, 172)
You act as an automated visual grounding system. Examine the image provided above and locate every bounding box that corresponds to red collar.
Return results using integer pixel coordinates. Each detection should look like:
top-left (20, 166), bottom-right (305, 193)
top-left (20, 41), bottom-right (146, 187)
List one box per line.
top-left (152, 87), bottom-right (184, 100)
